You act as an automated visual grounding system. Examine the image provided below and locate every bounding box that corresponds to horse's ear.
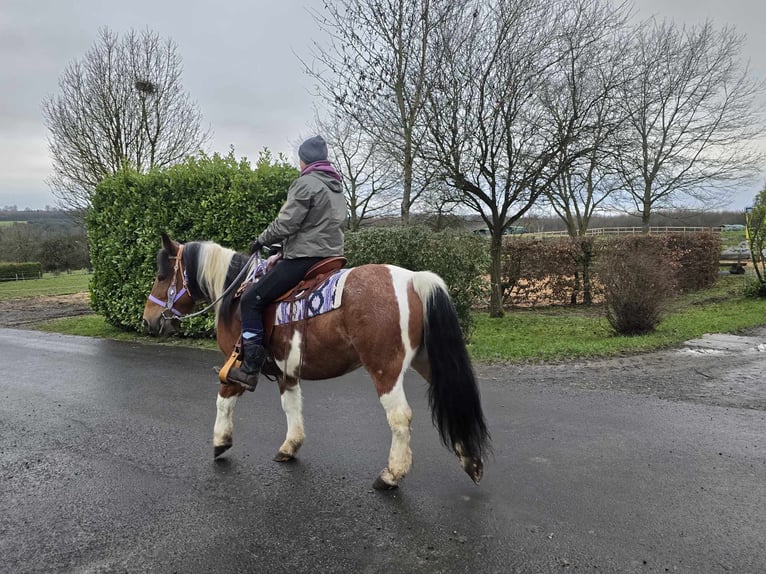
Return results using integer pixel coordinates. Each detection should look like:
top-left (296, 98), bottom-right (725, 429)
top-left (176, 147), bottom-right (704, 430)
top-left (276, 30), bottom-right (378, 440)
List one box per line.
top-left (161, 232), bottom-right (179, 256)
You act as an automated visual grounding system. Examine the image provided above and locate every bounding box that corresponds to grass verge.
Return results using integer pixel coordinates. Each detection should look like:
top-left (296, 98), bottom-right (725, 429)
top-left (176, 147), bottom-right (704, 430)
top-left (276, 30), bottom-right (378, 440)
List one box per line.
top-left (35, 315), bottom-right (220, 350)
top-left (468, 274), bottom-right (765, 362)
top-left (30, 275), bottom-right (766, 363)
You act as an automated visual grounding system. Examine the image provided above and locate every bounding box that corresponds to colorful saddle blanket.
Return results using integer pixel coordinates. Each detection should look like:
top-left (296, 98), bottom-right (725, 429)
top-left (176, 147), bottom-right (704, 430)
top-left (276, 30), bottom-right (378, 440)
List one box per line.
top-left (274, 268), bottom-right (350, 325)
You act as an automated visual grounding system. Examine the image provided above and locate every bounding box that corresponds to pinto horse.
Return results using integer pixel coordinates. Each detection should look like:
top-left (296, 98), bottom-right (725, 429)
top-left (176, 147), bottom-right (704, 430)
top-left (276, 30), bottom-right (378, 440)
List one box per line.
top-left (142, 233), bottom-right (490, 489)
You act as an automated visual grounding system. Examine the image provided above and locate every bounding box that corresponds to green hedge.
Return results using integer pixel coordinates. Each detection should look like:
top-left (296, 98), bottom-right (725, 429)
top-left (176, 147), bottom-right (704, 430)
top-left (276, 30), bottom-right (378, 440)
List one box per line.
top-left (88, 151), bottom-right (296, 333)
top-left (0, 261), bottom-right (42, 281)
top-left (345, 226), bottom-right (489, 338)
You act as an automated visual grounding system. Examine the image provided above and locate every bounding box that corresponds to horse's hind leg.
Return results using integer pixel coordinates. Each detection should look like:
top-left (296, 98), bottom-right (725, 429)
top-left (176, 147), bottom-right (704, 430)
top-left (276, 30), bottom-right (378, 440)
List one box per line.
top-left (274, 377), bottom-right (305, 462)
top-left (372, 371), bottom-right (414, 490)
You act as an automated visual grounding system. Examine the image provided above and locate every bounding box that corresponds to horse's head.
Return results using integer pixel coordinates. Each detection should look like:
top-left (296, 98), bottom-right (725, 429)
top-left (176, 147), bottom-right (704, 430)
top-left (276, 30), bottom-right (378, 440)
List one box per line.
top-left (142, 233), bottom-right (195, 336)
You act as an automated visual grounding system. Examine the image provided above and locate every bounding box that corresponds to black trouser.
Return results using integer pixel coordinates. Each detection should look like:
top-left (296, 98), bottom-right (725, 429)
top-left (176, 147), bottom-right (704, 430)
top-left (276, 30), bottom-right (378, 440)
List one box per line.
top-left (240, 257), bottom-right (324, 345)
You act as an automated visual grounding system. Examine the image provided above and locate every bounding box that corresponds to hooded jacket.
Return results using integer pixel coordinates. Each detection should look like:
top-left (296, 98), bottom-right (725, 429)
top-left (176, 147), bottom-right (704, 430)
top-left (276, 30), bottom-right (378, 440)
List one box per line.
top-left (256, 169), bottom-right (346, 259)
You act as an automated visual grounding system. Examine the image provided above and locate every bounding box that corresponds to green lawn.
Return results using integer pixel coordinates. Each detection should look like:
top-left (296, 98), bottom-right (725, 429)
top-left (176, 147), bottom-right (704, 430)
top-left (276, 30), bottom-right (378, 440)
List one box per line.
top-left (0, 271), bottom-right (90, 300)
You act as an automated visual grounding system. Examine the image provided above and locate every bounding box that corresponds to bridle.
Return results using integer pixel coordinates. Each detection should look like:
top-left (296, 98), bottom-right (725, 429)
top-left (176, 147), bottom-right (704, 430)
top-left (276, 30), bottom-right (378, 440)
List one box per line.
top-left (147, 244), bottom-right (191, 322)
top-left (146, 242), bottom-right (259, 323)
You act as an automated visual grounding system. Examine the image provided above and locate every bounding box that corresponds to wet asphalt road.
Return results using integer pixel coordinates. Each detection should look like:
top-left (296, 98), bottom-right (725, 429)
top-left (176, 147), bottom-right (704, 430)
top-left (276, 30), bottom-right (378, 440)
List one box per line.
top-left (1, 329), bottom-right (764, 574)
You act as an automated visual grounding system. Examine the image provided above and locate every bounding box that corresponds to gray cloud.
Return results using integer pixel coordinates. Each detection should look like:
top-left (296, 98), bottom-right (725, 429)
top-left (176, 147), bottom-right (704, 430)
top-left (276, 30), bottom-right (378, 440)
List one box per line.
top-left (0, 0), bottom-right (763, 209)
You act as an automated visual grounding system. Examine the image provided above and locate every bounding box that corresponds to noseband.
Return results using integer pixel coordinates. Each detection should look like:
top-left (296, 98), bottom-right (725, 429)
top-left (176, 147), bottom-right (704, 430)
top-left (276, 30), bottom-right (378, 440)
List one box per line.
top-left (147, 244), bottom-right (190, 321)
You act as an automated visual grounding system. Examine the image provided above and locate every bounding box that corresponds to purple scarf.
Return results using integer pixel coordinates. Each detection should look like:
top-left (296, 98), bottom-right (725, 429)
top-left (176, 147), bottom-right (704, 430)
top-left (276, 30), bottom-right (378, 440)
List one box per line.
top-left (301, 160), bottom-right (342, 181)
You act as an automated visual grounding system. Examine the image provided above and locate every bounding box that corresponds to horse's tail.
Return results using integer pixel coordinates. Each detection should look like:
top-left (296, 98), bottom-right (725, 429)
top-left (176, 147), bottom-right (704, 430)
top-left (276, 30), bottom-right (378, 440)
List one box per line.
top-left (411, 271), bottom-right (490, 483)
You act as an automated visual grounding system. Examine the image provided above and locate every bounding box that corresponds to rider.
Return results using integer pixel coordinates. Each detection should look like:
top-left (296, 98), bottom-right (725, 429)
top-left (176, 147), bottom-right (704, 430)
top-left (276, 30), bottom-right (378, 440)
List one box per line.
top-left (226, 135), bottom-right (346, 390)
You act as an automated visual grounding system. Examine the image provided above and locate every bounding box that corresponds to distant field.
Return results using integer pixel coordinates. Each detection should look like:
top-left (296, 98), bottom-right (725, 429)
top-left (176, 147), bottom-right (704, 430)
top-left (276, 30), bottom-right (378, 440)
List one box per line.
top-left (0, 271), bottom-right (90, 300)
top-left (0, 221), bottom-right (26, 227)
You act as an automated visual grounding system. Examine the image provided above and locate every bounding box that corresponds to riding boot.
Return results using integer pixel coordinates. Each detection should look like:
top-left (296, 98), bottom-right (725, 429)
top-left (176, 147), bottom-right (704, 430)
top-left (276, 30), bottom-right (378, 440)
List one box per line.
top-left (226, 337), bottom-right (267, 391)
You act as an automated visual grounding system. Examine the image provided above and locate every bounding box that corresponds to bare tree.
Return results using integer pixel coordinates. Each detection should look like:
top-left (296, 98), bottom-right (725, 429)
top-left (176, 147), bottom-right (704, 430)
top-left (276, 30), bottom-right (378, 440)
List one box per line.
top-left (615, 20), bottom-right (765, 231)
top-left (316, 112), bottom-right (399, 230)
top-left (542, 0), bottom-right (634, 304)
top-left (305, 0), bottom-right (449, 224)
top-left (545, 0), bottom-right (632, 238)
top-left (422, 0), bottom-right (594, 317)
top-left (43, 28), bottom-right (209, 211)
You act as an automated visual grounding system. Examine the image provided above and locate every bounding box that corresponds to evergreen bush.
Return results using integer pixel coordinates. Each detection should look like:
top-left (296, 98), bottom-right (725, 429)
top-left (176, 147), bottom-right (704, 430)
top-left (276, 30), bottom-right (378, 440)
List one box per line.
top-left (88, 151), bottom-right (296, 333)
top-left (344, 226), bottom-right (489, 338)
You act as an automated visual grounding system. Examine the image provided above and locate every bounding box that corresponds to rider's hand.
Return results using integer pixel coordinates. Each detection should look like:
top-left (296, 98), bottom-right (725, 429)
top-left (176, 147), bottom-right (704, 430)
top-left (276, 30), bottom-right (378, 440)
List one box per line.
top-left (249, 240), bottom-right (262, 254)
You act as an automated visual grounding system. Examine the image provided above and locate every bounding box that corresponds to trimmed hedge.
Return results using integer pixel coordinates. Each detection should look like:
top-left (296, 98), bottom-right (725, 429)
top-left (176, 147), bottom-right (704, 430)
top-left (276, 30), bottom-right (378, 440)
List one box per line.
top-left (345, 226), bottom-right (489, 338)
top-left (500, 232), bottom-right (720, 306)
top-left (0, 261), bottom-right (42, 280)
top-left (88, 151), bottom-right (296, 333)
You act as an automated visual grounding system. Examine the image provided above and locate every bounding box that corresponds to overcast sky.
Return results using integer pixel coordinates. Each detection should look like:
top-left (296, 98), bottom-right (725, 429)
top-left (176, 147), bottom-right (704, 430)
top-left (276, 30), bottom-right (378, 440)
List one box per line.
top-left (1, 0), bottom-right (764, 211)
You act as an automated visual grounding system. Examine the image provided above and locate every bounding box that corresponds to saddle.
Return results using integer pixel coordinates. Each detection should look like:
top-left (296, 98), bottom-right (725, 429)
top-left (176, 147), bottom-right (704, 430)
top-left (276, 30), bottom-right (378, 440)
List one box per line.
top-left (217, 256), bottom-right (347, 385)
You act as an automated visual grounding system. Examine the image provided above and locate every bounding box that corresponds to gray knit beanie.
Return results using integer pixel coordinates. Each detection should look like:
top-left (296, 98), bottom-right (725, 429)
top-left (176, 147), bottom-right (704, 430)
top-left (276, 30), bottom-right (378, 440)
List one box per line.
top-left (298, 135), bottom-right (328, 164)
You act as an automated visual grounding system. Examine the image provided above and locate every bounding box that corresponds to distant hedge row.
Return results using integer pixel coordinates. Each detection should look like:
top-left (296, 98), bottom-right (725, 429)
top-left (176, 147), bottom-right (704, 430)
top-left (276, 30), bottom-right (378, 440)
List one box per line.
top-left (0, 261), bottom-right (42, 280)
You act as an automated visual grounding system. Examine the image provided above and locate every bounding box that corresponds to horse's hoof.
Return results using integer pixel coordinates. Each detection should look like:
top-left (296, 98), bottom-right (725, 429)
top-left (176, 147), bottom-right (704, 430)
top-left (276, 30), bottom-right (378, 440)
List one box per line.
top-left (273, 451), bottom-right (294, 463)
top-left (214, 444), bottom-right (232, 459)
top-left (372, 476), bottom-right (398, 490)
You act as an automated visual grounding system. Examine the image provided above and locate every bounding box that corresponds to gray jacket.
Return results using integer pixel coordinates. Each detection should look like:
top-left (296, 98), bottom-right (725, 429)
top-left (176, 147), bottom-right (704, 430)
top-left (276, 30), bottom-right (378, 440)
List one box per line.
top-left (256, 170), bottom-right (346, 259)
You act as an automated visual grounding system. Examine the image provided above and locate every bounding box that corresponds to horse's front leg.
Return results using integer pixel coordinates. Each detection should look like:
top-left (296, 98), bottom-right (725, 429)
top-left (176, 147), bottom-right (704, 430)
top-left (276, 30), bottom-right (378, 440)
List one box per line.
top-left (274, 378), bottom-right (305, 462)
top-left (213, 384), bottom-right (243, 458)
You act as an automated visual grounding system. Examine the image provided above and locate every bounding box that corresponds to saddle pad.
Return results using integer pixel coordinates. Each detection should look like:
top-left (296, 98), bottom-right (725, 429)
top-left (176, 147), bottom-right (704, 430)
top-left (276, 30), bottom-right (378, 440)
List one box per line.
top-left (274, 268), bottom-right (351, 325)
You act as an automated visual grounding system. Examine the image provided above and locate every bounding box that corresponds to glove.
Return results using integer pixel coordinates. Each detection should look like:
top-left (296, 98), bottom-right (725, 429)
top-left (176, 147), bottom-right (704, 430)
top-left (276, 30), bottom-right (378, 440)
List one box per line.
top-left (249, 240), bottom-right (262, 254)
top-left (267, 244), bottom-right (282, 257)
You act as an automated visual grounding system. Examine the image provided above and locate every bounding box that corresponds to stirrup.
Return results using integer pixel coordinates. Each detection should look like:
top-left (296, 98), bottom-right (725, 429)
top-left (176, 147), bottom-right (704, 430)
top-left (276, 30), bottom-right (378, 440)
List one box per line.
top-left (217, 344), bottom-right (239, 382)
top-left (214, 361), bottom-right (257, 392)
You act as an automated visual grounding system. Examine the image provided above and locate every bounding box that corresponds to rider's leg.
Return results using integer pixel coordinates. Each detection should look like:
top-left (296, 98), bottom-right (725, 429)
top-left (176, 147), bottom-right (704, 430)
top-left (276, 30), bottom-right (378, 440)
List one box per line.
top-left (226, 257), bottom-right (324, 390)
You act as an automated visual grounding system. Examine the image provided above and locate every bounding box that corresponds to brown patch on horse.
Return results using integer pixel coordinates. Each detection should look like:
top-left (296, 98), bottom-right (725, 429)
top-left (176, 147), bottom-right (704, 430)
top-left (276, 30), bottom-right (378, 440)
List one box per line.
top-left (212, 265), bottom-right (411, 396)
top-left (216, 306), bottom-right (241, 356)
top-left (218, 382), bottom-right (246, 398)
top-left (269, 312), bottom-right (361, 380)
top-left (340, 265), bottom-right (407, 397)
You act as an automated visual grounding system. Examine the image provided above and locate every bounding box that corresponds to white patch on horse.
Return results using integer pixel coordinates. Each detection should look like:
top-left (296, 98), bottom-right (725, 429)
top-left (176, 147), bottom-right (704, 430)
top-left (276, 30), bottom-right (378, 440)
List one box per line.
top-left (379, 380), bottom-right (413, 482)
top-left (274, 330), bottom-right (303, 378)
top-left (279, 383), bottom-right (305, 456)
top-left (214, 394), bottom-right (238, 447)
top-left (375, 265), bottom-right (420, 484)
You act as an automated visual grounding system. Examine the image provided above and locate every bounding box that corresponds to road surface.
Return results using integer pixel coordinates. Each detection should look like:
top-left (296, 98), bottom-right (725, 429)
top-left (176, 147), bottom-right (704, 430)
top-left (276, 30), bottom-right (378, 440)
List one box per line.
top-left (1, 329), bottom-right (764, 573)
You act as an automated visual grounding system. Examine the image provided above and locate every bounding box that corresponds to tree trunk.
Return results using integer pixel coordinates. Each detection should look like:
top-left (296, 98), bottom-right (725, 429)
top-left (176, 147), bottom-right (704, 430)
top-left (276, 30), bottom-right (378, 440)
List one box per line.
top-left (488, 235), bottom-right (504, 317)
top-left (581, 239), bottom-right (593, 305)
top-left (401, 145), bottom-right (413, 225)
top-left (641, 196), bottom-right (651, 233)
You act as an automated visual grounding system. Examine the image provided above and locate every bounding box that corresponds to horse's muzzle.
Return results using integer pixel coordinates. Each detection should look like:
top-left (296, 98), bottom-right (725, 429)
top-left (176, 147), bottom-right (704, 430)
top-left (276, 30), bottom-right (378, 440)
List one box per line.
top-left (143, 314), bottom-right (179, 337)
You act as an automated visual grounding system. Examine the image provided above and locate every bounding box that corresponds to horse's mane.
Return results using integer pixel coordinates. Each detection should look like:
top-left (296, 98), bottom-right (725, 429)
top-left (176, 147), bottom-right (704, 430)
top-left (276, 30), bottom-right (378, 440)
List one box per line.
top-left (183, 241), bottom-right (249, 326)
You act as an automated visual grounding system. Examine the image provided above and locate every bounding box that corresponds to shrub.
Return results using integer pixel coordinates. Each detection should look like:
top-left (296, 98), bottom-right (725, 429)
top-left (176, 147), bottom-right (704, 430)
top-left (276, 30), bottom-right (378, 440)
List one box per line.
top-left (88, 150), bottom-right (296, 333)
top-left (596, 237), bottom-right (676, 335)
top-left (344, 226), bottom-right (489, 338)
top-left (39, 234), bottom-right (89, 272)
